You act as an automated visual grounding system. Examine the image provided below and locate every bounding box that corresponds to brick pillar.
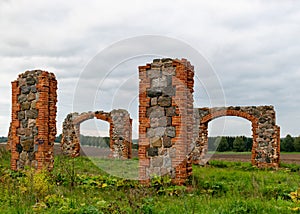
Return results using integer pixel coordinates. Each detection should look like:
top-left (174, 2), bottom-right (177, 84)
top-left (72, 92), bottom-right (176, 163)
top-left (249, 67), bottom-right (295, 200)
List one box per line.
top-left (10, 81), bottom-right (20, 170)
top-left (138, 58), bottom-right (194, 185)
top-left (10, 70), bottom-right (57, 171)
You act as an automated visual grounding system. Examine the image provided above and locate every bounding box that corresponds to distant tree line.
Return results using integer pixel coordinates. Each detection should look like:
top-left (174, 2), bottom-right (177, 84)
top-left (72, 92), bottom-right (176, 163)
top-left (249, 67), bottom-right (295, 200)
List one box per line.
top-left (2, 134), bottom-right (300, 152)
top-left (54, 134), bottom-right (110, 148)
top-left (280, 134), bottom-right (300, 152)
top-left (0, 137), bottom-right (7, 143)
top-left (209, 134), bottom-right (300, 153)
top-left (208, 136), bottom-right (253, 152)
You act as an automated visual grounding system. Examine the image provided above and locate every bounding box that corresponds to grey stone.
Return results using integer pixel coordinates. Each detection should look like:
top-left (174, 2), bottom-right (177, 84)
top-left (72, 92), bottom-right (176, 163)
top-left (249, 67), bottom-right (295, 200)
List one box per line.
top-left (162, 86), bottom-right (176, 96)
top-left (17, 128), bottom-right (26, 135)
top-left (153, 167), bottom-right (161, 176)
top-left (147, 88), bottom-right (162, 97)
top-left (31, 101), bottom-right (37, 109)
top-left (27, 93), bottom-right (36, 101)
top-left (147, 106), bottom-right (165, 118)
top-left (147, 69), bottom-right (161, 79)
top-left (158, 116), bottom-right (167, 127)
top-left (31, 86), bottom-right (37, 93)
top-left (166, 106), bottom-right (177, 116)
top-left (20, 86), bottom-right (31, 94)
top-left (162, 67), bottom-right (176, 76)
top-left (152, 157), bottom-right (163, 167)
top-left (259, 117), bottom-right (267, 123)
top-left (166, 117), bottom-right (172, 126)
top-left (150, 136), bottom-right (162, 147)
top-left (169, 148), bottom-right (176, 158)
top-left (26, 77), bottom-right (36, 85)
top-left (21, 119), bottom-right (28, 128)
top-left (32, 127), bottom-right (38, 136)
top-left (163, 62), bottom-right (173, 68)
top-left (166, 127), bottom-right (176, 138)
top-left (21, 139), bottom-right (34, 152)
top-left (16, 143), bottom-right (23, 153)
top-left (20, 151), bottom-right (27, 161)
top-left (28, 119), bottom-right (35, 128)
top-left (151, 97), bottom-right (157, 106)
top-left (18, 111), bottom-right (25, 120)
top-left (163, 156), bottom-right (172, 168)
top-left (18, 94), bottom-right (27, 103)
top-left (166, 75), bottom-right (172, 86)
top-left (163, 135), bottom-right (172, 148)
top-left (147, 147), bottom-right (158, 157)
top-left (161, 58), bottom-right (172, 63)
top-left (18, 78), bottom-right (26, 87)
top-left (28, 152), bottom-right (35, 161)
top-left (26, 109), bottom-right (38, 119)
top-left (158, 96), bottom-right (172, 107)
top-left (154, 127), bottom-right (166, 137)
top-left (21, 102), bottom-right (31, 111)
top-left (152, 76), bottom-right (167, 88)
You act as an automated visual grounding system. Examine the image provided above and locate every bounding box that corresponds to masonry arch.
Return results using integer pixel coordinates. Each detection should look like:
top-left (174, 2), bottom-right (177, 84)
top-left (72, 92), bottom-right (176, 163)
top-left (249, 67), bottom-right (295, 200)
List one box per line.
top-left (192, 106), bottom-right (280, 167)
top-left (60, 109), bottom-right (132, 159)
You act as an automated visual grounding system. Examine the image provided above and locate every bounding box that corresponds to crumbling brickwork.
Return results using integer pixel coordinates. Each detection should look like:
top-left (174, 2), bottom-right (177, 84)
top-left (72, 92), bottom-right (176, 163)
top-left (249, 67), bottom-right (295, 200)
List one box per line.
top-left (61, 109), bottom-right (132, 159)
top-left (139, 58), bottom-right (194, 185)
top-left (10, 70), bottom-right (57, 170)
top-left (192, 106), bottom-right (280, 167)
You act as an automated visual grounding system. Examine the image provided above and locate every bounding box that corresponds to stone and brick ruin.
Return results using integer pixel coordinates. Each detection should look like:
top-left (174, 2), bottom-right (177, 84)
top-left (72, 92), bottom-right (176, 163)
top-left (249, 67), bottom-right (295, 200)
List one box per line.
top-left (138, 58), bottom-right (194, 185)
top-left (191, 106), bottom-right (280, 167)
top-left (9, 70), bottom-right (57, 170)
top-left (60, 109), bottom-right (132, 159)
top-left (6, 59), bottom-right (281, 186)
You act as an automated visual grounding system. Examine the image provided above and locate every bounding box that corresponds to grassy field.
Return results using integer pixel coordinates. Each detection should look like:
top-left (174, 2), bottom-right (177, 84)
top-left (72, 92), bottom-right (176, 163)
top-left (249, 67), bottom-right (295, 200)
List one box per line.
top-left (1, 147), bottom-right (300, 213)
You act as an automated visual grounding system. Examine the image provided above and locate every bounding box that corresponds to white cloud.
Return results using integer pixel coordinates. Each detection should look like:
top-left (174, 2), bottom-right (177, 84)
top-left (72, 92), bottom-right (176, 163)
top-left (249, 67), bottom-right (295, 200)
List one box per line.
top-left (0, 0), bottom-right (300, 138)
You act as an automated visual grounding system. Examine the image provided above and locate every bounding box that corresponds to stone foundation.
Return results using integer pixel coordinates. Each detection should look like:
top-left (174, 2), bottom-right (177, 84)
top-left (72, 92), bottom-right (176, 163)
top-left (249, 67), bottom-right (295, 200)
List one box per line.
top-left (10, 70), bottom-right (57, 170)
top-left (61, 109), bottom-right (132, 159)
top-left (138, 58), bottom-right (194, 185)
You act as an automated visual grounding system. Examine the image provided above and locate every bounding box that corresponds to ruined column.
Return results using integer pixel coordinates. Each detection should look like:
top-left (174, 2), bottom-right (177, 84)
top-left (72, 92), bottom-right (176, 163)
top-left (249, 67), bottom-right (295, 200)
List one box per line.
top-left (10, 70), bottom-right (57, 171)
top-left (61, 110), bottom-right (132, 159)
top-left (138, 58), bottom-right (194, 185)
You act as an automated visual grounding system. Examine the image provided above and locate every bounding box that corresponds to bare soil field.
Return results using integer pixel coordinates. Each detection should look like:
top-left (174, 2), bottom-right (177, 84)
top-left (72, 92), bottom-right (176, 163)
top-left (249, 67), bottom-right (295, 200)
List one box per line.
top-left (1, 143), bottom-right (300, 164)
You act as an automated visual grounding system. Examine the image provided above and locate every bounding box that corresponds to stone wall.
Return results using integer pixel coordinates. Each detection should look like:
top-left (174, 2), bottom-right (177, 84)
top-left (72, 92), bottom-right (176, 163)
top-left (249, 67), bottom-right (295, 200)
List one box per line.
top-left (138, 58), bottom-right (194, 185)
top-left (10, 70), bottom-right (57, 170)
top-left (192, 106), bottom-right (280, 167)
top-left (61, 109), bottom-right (132, 159)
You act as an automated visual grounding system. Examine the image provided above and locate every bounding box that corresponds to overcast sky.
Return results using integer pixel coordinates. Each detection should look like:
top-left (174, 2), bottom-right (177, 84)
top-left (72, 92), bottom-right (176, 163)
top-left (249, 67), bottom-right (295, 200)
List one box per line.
top-left (0, 0), bottom-right (299, 138)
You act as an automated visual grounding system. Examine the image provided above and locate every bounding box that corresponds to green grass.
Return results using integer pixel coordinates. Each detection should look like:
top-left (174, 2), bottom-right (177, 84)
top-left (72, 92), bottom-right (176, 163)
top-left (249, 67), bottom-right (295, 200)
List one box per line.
top-left (1, 147), bottom-right (300, 213)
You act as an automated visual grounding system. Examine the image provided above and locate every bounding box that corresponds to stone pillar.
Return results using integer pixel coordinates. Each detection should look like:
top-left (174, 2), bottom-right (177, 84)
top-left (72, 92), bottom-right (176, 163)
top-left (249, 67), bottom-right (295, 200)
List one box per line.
top-left (109, 109), bottom-right (133, 159)
top-left (10, 70), bottom-right (57, 171)
top-left (138, 58), bottom-right (194, 185)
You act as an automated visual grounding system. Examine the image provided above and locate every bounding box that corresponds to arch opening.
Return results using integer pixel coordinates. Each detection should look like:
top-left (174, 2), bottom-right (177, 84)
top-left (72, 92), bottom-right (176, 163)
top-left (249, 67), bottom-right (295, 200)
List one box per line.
top-left (208, 116), bottom-right (253, 153)
top-left (79, 119), bottom-right (111, 158)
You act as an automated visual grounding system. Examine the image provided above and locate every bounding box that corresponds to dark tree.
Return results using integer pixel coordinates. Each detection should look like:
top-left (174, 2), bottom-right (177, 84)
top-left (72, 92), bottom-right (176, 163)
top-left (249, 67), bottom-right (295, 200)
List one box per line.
top-left (293, 136), bottom-right (300, 152)
top-left (233, 136), bottom-right (245, 152)
top-left (282, 134), bottom-right (295, 152)
top-left (215, 137), bottom-right (229, 152)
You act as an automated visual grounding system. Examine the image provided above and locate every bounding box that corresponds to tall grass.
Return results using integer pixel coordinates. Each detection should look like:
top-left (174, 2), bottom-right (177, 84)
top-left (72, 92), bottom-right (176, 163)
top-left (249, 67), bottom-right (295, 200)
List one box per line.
top-left (1, 148), bottom-right (300, 213)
